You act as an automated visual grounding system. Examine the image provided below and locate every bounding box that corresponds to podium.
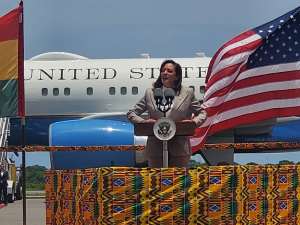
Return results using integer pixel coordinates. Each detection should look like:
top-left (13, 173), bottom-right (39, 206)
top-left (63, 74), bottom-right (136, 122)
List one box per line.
top-left (134, 121), bottom-right (196, 167)
top-left (134, 121), bottom-right (196, 137)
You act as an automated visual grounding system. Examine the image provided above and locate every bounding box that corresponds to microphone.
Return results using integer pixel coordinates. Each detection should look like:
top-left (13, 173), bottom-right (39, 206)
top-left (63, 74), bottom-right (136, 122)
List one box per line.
top-left (154, 88), bottom-right (163, 99)
top-left (164, 88), bottom-right (175, 105)
top-left (154, 88), bottom-right (163, 105)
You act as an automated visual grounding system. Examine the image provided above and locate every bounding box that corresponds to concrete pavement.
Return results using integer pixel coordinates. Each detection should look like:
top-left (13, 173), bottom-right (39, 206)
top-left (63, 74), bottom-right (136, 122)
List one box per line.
top-left (0, 199), bottom-right (45, 225)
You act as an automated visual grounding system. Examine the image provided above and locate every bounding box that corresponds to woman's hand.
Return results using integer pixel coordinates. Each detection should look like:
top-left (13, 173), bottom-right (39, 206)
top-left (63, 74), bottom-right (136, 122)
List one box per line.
top-left (181, 119), bottom-right (194, 123)
top-left (143, 119), bottom-right (156, 123)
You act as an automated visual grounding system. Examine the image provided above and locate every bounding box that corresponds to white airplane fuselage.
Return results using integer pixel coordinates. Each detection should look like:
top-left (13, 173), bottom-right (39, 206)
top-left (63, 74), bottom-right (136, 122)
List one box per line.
top-left (24, 57), bottom-right (210, 116)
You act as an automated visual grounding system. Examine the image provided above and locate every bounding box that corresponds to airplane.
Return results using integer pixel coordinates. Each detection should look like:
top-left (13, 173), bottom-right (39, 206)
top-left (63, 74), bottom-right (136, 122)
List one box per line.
top-left (7, 52), bottom-right (300, 168)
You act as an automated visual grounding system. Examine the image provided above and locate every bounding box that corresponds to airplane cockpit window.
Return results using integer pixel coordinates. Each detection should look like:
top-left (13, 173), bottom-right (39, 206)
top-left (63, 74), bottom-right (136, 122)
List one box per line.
top-left (200, 85), bottom-right (205, 94)
top-left (109, 87), bottom-right (115, 95)
top-left (53, 88), bottom-right (59, 96)
top-left (64, 88), bottom-right (70, 96)
top-left (42, 88), bottom-right (48, 96)
top-left (87, 87), bottom-right (93, 95)
top-left (132, 86), bottom-right (138, 95)
top-left (189, 86), bottom-right (195, 92)
top-left (121, 87), bottom-right (127, 95)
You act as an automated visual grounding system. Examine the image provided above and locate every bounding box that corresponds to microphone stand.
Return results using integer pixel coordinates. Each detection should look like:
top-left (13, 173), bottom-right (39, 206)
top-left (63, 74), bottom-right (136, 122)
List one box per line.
top-left (154, 89), bottom-right (174, 168)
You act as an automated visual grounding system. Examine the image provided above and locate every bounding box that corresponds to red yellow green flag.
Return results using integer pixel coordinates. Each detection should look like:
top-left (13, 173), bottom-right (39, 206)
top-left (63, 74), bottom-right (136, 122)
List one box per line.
top-left (0, 2), bottom-right (24, 117)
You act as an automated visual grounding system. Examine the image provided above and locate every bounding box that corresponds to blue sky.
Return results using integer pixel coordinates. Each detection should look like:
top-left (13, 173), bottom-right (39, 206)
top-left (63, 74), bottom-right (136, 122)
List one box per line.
top-left (2, 1), bottom-right (300, 167)
top-left (1, 0), bottom-right (299, 59)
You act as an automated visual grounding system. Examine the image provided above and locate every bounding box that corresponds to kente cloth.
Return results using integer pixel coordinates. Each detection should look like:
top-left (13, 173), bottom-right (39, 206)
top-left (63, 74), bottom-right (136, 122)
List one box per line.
top-left (45, 165), bottom-right (300, 225)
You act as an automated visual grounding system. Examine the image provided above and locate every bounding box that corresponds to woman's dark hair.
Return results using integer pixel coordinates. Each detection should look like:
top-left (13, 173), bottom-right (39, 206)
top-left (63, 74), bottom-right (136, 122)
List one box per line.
top-left (153, 59), bottom-right (182, 92)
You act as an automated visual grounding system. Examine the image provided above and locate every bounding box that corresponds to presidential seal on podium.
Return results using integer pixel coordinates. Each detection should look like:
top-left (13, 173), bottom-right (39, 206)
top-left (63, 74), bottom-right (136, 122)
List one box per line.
top-left (153, 117), bottom-right (176, 141)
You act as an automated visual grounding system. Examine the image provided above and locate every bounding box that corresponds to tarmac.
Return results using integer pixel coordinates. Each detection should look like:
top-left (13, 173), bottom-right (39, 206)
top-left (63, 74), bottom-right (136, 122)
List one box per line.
top-left (0, 198), bottom-right (45, 225)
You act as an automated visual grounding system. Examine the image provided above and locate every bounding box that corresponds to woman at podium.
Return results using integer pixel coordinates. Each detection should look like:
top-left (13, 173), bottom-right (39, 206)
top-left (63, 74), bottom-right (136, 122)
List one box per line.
top-left (127, 60), bottom-right (206, 167)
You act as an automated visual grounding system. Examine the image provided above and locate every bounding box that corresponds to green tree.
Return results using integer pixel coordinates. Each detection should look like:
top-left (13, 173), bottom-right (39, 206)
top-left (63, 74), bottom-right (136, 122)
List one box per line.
top-left (26, 165), bottom-right (47, 190)
top-left (279, 160), bottom-right (294, 165)
top-left (188, 159), bottom-right (206, 168)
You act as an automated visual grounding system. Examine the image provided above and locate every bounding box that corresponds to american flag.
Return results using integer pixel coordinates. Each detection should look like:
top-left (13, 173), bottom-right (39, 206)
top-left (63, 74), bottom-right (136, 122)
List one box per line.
top-left (191, 6), bottom-right (300, 153)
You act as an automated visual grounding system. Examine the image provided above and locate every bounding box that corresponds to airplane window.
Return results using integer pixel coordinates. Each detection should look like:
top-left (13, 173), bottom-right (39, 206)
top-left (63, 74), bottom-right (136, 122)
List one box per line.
top-left (121, 87), bottom-right (127, 95)
top-left (109, 87), bottom-right (115, 95)
top-left (132, 86), bottom-right (138, 95)
top-left (189, 86), bottom-right (195, 92)
top-left (200, 85), bottom-right (205, 94)
top-left (41, 88), bottom-right (48, 96)
top-left (53, 88), bottom-right (59, 96)
top-left (87, 87), bottom-right (93, 95)
top-left (64, 88), bottom-right (70, 96)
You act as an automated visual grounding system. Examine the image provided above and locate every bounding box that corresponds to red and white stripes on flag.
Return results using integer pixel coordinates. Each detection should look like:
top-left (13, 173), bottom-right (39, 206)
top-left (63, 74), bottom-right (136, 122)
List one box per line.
top-left (191, 18), bottom-right (300, 153)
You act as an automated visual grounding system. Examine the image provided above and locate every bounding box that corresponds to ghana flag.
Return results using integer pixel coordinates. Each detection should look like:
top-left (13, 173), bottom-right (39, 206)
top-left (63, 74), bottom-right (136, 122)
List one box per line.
top-left (0, 2), bottom-right (24, 117)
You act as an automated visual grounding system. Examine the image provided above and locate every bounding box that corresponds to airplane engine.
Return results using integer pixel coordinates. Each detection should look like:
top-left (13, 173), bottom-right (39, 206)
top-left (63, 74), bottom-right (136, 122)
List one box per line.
top-left (49, 119), bottom-right (137, 169)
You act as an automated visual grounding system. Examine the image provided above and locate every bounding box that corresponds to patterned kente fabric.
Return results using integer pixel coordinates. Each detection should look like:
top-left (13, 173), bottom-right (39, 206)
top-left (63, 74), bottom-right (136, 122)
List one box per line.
top-left (45, 165), bottom-right (300, 225)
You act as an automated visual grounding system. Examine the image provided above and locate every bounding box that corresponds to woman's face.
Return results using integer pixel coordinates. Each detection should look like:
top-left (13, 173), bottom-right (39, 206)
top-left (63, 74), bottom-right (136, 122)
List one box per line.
top-left (160, 63), bottom-right (177, 88)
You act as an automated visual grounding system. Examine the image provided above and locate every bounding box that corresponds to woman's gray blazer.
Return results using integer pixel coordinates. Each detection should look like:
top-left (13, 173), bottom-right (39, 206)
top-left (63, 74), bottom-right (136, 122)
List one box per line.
top-left (127, 86), bottom-right (206, 158)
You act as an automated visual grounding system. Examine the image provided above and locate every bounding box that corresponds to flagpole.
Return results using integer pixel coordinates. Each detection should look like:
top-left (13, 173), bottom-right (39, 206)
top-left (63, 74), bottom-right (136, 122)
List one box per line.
top-left (18, 1), bottom-right (26, 225)
top-left (21, 117), bottom-right (26, 225)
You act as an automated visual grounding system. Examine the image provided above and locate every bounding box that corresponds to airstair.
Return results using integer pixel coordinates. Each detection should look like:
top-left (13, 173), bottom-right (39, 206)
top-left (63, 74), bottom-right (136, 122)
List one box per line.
top-left (0, 117), bottom-right (10, 164)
